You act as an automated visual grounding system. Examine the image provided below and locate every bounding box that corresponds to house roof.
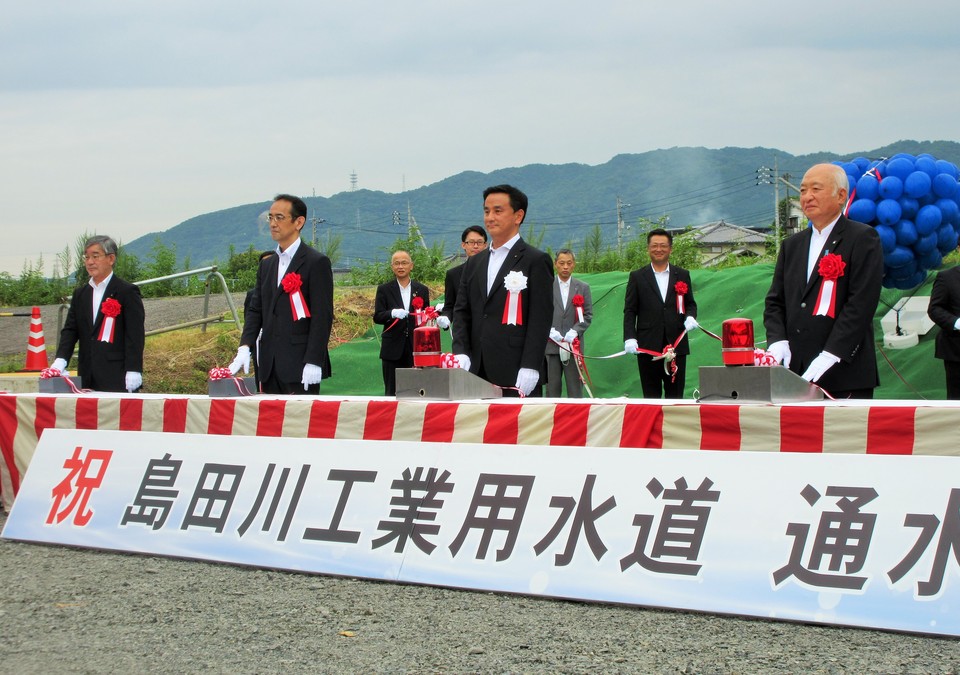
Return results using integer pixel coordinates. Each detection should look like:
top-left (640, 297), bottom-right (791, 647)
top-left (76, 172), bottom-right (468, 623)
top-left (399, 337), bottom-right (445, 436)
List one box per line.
top-left (690, 220), bottom-right (767, 245)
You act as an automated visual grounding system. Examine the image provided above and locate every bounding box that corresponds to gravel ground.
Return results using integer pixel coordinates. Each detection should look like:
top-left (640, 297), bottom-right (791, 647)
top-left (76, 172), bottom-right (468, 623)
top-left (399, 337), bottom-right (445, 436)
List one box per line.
top-left (1, 512), bottom-right (959, 673)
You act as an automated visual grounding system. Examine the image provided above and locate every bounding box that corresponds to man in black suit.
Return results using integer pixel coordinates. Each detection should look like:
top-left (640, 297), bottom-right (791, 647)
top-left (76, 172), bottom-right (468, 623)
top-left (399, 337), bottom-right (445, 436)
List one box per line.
top-left (230, 194), bottom-right (333, 394)
top-left (452, 184), bottom-right (553, 397)
top-left (437, 225), bottom-right (487, 331)
top-left (623, 228), bottom-right (698, 398)
top-left (373, 250), bottom-right (430, 395)
top-left (764, 163), bottom-right (884, 398)
top-left (244, 249), bottom-right (276, 392)
top-left (51, 235), bottom-right (145, 392)
top-left (927, 251), bottom-right (960, 399)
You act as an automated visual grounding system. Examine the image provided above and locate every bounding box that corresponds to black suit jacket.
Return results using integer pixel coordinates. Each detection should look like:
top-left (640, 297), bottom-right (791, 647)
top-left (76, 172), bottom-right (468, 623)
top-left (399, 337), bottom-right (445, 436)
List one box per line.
top-left (240, 242), bottom-right (333, 384)
top-left (452, 237), bottom-right (554, 388)
top-left (373, 279), bottom-right (430, 361)
top-left (764, 215), bottom-right (884, 392)
top-left (441, 263), bottom-right (465, 322)
top-left (623, 265), bottom-right (697, 355)
top-left (929, 265), bottom-right (960, 362)
top-left (55, 275), bottom-right (145, 392)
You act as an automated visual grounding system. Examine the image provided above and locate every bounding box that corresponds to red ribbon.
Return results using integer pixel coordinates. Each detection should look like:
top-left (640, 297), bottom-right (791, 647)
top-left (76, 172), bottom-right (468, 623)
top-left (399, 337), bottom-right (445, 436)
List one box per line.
top-left (572, 293), bottom-right (585, 323)
top-left (281, 272), bottom-right (311, 321)
top-left (674, 281), bottom-right (687, 315)
top-left (814, 254), bottom-right (846, 318)
top-left (97, 298), bottom-right (121, 343)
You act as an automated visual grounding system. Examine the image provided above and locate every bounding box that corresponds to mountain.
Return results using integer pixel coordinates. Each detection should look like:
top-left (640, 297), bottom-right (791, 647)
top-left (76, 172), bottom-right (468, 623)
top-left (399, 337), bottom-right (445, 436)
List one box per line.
top-left (124, 141), bottom-right (960, 268)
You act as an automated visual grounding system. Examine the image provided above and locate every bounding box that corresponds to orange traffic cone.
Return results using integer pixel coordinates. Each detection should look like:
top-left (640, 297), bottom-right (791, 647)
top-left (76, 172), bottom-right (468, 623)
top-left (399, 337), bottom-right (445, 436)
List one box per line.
top-left (23, 306), bottom-right (49, 371)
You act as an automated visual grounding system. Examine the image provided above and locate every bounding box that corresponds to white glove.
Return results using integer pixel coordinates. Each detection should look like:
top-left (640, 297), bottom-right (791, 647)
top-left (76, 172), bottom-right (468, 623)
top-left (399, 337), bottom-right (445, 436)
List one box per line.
top-left (767, 340), bottom-right (792, 368)
top-left (683, 316), bottom-right (699, 332)
top-left (125, 372), bottom-right (143, 392)
top-left (391, 308), bottom-right (409, 320)
top-left (624, 339), bottom-right (640, 355)
top-left (301, 363), bottom-right (323, 389)
top-left (515, 368), bottom-right (540, 396)
top-left (801, 351), bottom-right (840, 383)
top-left (564, 329), bottom-right (578, 343)
top-left (436, 315), bottom-right (451, 330)
top-left (229, 345), bottom-right (251, 375)
top-left (455, 354), bottom-right (471, 371)
top-left (50, 358), bottom-right (68, 375)
top-left (549, 328), bottom-right (563, 342)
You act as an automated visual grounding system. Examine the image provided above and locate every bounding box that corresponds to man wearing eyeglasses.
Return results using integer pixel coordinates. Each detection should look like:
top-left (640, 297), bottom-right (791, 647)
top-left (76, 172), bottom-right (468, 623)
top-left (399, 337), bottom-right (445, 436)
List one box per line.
top-left (51, 235), bottom-right (145, 392)
top-left (230, 194), bottom-right (334, 394)
top-left (374, 250), bottom-right (430, 395)
top-left (437, 226), bottom-right (487, 330)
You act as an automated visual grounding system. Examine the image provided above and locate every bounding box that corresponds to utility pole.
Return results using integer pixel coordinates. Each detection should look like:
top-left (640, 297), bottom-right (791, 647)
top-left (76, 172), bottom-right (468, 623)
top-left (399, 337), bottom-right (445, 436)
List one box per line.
top-left (616, 196), bottom-right (631, 254)
top-left (310, 216), bottom-right (326, 247)
top-left (756, 158), bottom-right (799, 256)
top-left (407, 201), bottom-right (427, 249)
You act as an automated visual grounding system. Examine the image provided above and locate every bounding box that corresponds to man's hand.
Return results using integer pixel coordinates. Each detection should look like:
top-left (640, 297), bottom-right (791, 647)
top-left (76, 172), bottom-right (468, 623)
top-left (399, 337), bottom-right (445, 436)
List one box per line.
top-left (50, 358), bottom-right (68, 375)
top-left (301, 363), bottom-right (323, 389)
top-left (683, 316), bottom-right (699, 332)
top-left (436, 316), bottom-right (451, 330)
top-left (229, 346), bottom-right (251, 375)
top-left (390, 309), bottom-right (409, 320)
top-left (563, 329), bottom-right (578, 343)
top-left (454, 354), bottom-right (471, 371)
top-left (801, 351), bottom-right (840, 383)
top-left (515, 368), bottom-right (540, 396)
top-left (624, 339), bottom-right (639, 355)
top-left (549, 328), bottom-right (563, 342)
top-left (767, 340), bottom-right (792, 368)
top-left (125, 372), bottom-right (143, 392)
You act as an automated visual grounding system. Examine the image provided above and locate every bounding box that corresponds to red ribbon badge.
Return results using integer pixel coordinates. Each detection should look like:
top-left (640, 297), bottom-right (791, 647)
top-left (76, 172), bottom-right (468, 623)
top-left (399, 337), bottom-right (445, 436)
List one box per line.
top-left (97, 298), bottom-right (122, 343)
top-left (281, 272), bottom-right (311, 321)
top-left (572, 293), bottom-right (585, 323)
top-left (674, 281), bottom-right (688, 315)
top-left (412, 296), bottom-right (424, 326)
top-left (814, 254), bottom-right (846, 318)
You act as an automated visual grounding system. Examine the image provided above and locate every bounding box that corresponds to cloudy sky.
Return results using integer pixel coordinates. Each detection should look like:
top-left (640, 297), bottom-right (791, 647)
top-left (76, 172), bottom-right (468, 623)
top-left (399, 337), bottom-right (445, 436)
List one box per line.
top-left (1, 1), bottom-right (957, 276)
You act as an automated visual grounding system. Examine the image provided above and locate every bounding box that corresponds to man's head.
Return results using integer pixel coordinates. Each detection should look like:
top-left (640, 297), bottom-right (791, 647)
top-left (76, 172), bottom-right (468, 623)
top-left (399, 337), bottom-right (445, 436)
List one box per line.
top-left (800, 163), bottom-right (849, 231)
top-left (483, 185), bottom-right (527, 247)
top-left (268, 194), bottom-right (307, 250)
top-left (647, 228), bottom-right (673, 269)
top-left (391, 250), bottom-right (414, 283)
top-left (554, 248), bottom-right (576, 281)
top-left (83, 235), bottom-right (118, 284)
top-left (460, 225), bottom-right (488, 257)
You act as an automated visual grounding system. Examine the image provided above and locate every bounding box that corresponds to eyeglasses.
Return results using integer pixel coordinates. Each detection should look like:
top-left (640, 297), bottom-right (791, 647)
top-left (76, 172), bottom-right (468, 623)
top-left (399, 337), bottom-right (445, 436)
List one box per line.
top-left (83, 253), bottom-right (109, 261)
top-left (267, 214), bottom-right (290, 223)
top-left (463, 240), bottom-right (486, 247)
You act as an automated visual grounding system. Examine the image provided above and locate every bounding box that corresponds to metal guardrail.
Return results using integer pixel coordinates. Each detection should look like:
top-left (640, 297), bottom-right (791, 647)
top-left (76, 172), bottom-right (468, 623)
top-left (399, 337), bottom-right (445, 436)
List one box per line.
top-left (57, 265), bottom-right (242, 339)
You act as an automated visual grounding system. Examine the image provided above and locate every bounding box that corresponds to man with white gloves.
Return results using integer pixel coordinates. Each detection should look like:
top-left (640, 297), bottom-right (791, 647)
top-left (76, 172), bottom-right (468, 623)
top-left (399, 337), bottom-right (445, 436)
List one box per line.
top-left (51, 235), bottom-right (145, 393)
top-left (623, 229), bottom-right (698, 399)
top-left (764, 163), bottom-right (883, 398)
top-left (545, 249), bottom-right (592, 397)
top-left (230, 194), bottom-right (333, 394)
top-left (373, 250), bottom-right (430, 396)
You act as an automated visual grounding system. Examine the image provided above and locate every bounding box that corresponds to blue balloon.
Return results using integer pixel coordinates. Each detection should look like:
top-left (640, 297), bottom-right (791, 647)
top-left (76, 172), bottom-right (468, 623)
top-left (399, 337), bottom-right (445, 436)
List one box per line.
top-left (876, 199), bottom-right (902, 225)
top-left (841, 161), bottom-right (859, 176)
top-left (898, 196), bottom-right (920, 220)
top-left (886, 157), bottom-right (915, 181)
top-left (915, 231), bottom-right (938, 254)
top-left (933, 173), bottom-right (959, 199)
top-left (920, 248), bottom-right (942, 270)
top-left (894, 219), bottom-right (918, 246)
top-left (847, 198), bottom-right (876, 223)
top-left (855, 174), bottom-right (880, 200)
top-left (938, 224), bottom-right (959, 253)
top-left (885, 245), bottom-right (914, 268)
top-left (879, 175), bottom-right (903, 200)
top-left (935, 160), bottom-right (959, 179)
top-left (904, 171), bottom-right (932, 198)
top-left (916, 204), bottom-right (943, 235)
top-left (915, 156), bottom-right (938, 178)
top-left (875, 224), bottom-right (896, 254)
top-left (935, 198), bottom-right (959, 223)
top-left (894, 271), bottom-right (926, 290)
top-left (853, 157), bottom-right (870, 173)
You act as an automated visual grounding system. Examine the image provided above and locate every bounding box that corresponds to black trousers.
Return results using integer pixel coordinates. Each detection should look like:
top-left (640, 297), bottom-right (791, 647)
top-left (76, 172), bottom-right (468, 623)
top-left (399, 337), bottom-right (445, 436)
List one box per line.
top-left (637, 353), bottom-right (686, 399)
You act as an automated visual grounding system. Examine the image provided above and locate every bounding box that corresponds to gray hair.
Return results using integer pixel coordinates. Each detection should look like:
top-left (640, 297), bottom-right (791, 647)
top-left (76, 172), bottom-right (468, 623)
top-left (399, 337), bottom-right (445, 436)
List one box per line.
top-left (555, 248), bottom-right (575, 261)
top-left (827, 164), bottom-right (849, 195)
top-left (85, 235), bottom-right (118, 256)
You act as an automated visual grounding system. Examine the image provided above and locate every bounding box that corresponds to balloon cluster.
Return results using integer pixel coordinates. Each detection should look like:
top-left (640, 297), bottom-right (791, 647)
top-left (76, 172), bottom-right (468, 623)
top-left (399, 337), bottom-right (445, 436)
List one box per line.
top-left (838, 154), bottom-right (960, 289)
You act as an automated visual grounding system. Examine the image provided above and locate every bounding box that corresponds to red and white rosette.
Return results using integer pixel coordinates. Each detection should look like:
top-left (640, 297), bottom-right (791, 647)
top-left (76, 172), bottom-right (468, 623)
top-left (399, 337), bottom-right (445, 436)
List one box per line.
top-left (501, 271), bottom-right (527, 326)
top-left (572, 293), bottom-right (585, 323)
top-left (412, 296), bottom-right (425, 326)
top-left (674, 281), bottom-right (688, 315)
top-left (440, 353), bottom-right (457, 368)
top-left (97, 298), bottom-right (122, 343)
top-left (281, 272), bottom-right (311, 321)
top-left (753, 349), bottom-right (778, 367)
top-left (814, 253), bottom-right (846, 318)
